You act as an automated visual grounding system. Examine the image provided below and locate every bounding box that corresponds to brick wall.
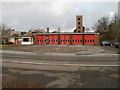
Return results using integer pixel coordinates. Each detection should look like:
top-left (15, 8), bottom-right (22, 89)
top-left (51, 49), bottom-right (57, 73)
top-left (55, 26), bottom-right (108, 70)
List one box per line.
top-left (94, 34), bottom-right (100, 46)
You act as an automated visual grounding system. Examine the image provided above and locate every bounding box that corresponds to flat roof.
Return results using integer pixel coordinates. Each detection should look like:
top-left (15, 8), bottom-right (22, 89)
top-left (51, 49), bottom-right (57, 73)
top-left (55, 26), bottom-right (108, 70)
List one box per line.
top-left (36, 33), bottom-right (100, 35)
top-left (18, 36), bottom-right (33, 37)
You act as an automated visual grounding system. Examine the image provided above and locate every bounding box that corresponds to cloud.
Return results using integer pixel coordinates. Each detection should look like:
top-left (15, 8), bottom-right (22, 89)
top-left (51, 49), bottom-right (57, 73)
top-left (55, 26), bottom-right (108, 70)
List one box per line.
top-left (2, 2), bottom-right (118, 32)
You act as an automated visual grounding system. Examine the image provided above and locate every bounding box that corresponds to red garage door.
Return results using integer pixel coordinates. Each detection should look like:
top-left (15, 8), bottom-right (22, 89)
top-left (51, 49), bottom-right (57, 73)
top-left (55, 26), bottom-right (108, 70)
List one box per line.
top-left (60, 35), bottom-right (65, 45)
top-left (84, 35), bottom-right (95, 45)
top-left (65, 35), bottom-right (70, 45)
top-left (37, 35), bottom-right (42, 45)
top-left (48, 35), bottom-right (53, 45)
top-left (72, 35), bottom-right (82, 45)
top-left (41, 35), bottom-right (46, 45)
top-left (53, 35), bottom-right (58, 45)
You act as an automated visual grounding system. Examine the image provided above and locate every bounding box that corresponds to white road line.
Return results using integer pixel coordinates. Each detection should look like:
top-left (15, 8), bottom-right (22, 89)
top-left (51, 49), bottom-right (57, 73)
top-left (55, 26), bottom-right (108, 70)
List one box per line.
top-left (2, 60), bottom-right (120, 67)
top-left (76, 54), bottom-right (119, 56)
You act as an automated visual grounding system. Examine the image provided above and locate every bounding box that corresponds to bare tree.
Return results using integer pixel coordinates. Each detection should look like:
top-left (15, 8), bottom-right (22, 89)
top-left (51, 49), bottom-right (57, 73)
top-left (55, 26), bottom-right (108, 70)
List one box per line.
top-left (85, 27), bottom-right (90, 32)
top-left (111, 13), bottom-right (119, 24)
top-left (1, 24), bottom-right (13, 43)
top-left (95, 17), bottom-right (110, 33)
top-left (58, 27), bottom-right (60, 33)
top-left (94, 13), bottom-right (120, 41)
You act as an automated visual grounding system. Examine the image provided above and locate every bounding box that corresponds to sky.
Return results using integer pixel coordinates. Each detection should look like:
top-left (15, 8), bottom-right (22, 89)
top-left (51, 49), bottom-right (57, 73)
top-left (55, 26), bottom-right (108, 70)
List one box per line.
top-left (1, 0), bottom-right (119, 32)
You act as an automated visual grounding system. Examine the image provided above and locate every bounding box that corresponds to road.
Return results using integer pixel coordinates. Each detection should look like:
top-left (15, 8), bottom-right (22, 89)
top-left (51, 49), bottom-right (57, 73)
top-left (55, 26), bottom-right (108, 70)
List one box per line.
top-left (2, 53), bottom-right (119, 67)
top-left (1, 50), bottom-right (119, 88)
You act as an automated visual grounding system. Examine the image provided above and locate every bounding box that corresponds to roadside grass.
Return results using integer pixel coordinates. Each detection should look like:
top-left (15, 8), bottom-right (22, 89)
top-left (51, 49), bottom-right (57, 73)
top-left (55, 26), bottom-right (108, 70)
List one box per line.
top-left (2, 77), bottom-right (44, 88)
top-left (0, 44), bottom-right (13, 49)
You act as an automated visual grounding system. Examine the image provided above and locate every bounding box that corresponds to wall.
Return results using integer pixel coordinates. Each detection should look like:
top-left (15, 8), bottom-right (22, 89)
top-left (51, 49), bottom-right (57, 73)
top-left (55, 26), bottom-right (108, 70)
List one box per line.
top-left (36, 34), bottom-right (100, 45)
top-left (94, 34), bottom-right (100, 46)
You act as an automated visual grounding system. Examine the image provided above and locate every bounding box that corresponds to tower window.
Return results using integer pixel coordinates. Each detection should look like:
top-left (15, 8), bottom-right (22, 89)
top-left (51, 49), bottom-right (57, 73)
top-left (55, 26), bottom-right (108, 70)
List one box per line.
top-left (78, 22), bottom-right (80, 25)
top-left (78, 26), bottom-right (81, 29)
top-left (78, 18), bottom-right (80, 20)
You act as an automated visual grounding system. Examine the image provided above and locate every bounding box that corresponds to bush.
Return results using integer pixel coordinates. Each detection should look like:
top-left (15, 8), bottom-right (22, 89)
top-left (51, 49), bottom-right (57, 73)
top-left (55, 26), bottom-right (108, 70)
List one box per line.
top-left (6, 42), bottom-right (13, 45)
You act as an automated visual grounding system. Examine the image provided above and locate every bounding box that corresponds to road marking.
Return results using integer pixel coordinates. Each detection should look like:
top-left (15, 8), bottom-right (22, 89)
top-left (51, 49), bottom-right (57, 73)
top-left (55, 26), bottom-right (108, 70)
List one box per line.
top-left (76, 54), bottom-right (119, 56)
top-left (52, 57), bottom-right (76, 60)
top-left (2, 60), bottom-right (120, 67)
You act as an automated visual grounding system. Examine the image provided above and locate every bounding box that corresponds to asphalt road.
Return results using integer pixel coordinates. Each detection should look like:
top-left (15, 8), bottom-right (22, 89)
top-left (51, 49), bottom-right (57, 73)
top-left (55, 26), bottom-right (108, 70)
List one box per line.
top-left (2, 53), bottom-right (119, 66)
top-left (1, 45), bottom-right (120, 88)
top-left (2, 52), bottom-right (120, 88)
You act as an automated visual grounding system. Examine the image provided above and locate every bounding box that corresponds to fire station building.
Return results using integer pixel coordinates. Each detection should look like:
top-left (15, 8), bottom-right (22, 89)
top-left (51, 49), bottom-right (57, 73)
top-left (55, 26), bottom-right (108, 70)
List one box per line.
top-left (35, 33), bottom-right (100, 45)
top-left (34, 16), bottom-right (100, 45)
top-left (14, 15), bottom-right (100, 45)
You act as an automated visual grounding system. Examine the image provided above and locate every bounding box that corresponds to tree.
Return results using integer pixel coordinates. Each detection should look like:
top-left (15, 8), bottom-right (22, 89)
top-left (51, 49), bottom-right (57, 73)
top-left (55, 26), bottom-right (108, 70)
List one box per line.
top-left (1, 24), bottom-right (13, 43)
top-left (95, 17), bottom-right (110, 33)
top-left (94, 13), bottom-right (120, 41)
top-left (85, 28), bottom-right (90, 32)
top-left (111, 13), bottom-right (119, 24)
top-left (52, 30), bottom-right (58, 33)
top-left (58, 27), bottom-right (60, 33)
top-left (73, 28), bottom-right (76, 33)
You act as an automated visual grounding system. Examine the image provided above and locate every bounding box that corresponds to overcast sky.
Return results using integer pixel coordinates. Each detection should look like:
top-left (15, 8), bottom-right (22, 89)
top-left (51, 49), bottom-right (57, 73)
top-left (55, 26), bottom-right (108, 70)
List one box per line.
top-left (1, 1), bottom-right (119, 32)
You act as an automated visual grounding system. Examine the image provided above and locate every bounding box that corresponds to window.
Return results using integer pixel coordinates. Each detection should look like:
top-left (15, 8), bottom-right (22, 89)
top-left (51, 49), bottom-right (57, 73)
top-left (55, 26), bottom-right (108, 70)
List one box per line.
top-left (78, 18), bottom-right (80, 20)
top-left (38, 40), bottom-right (39, 42)
top-left (85, 40), bottom-right (86, 42)
top-left (73, 40), bottom-right (74, 42)
top-left (90, 40), bottom-right (92, 42)
top-left (23, 38), bottom-right (29, 42)
top-left (75, 40), bottom-right (77, 42)
top-left (80, 40), bottom-right (82, 42)
top-left (68, 40), bottom-right (70, 42)
top-left (88, 40), bottom-right (89, 42)
top-left (78, 40), bottom-right (79, 42)
top-left (93, 40), bottom-right (94, 42)
top-left (78, 22), bottom-right (80, 25)
top-left (78, 26), bottom-right (80, 29)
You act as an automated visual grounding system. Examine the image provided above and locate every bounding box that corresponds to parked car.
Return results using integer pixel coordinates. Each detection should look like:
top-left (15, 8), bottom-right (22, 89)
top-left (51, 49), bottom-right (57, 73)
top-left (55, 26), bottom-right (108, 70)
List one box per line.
top-left (101, 41), bottom-right (113, 46)
top-left (114, 42), bottom-right (120, 48)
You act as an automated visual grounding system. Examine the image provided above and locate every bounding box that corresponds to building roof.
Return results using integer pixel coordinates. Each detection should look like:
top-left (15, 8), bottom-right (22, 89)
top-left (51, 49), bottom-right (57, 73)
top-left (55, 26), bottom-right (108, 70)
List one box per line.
top-left (36, 33), bottom-right (100, 35)
top-left (18, 36), bottom-right (33, 37)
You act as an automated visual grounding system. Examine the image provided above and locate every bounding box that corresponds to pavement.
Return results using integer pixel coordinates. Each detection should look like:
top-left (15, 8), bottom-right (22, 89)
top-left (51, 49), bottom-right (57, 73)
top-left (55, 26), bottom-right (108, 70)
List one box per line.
top-left (1, 45), bottom-right (119, 56)
top-left (2, 66), bottom-right (119, 88)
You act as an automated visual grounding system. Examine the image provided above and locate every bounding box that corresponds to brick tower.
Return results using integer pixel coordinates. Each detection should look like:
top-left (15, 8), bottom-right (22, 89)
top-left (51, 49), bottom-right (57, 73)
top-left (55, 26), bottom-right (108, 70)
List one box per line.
top-left (76, 15), bottom-right (83, 33)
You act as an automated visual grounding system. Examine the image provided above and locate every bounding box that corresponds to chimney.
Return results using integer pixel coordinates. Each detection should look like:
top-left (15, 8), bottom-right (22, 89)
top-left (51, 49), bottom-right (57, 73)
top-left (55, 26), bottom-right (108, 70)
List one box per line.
top-left (47, 27), bottom-right (49, 33)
